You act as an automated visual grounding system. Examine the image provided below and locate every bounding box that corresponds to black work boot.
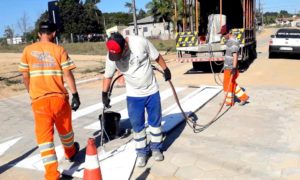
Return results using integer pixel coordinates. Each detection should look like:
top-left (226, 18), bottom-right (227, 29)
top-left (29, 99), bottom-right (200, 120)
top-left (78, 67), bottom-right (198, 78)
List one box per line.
top-left (66, 142), bottom-right (80, 162)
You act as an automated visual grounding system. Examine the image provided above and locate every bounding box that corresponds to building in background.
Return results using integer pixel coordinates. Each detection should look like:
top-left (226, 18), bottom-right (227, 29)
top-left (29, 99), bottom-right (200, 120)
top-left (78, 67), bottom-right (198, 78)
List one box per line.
top-left (123, 16), bottom-right (174, 40)
top-left (106, 26), bottom-right (128, 38)
top-left (6, 37), bottom-right (23, 45)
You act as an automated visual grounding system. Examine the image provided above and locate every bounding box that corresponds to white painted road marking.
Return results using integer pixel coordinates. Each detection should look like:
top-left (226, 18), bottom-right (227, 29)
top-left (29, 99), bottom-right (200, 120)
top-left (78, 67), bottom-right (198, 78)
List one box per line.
top-left (161, 86), bottom-right (222, 133)
top-left (83, 87), bottom-right (186, 130)
top-left (0, 137), bottom-right (22, 156)
top-left (15, 146), bottom-right (64, 171)
top-left (72, 94), bottom-right (126, 120)
top-left (10, 85), bottom-right (222, 179)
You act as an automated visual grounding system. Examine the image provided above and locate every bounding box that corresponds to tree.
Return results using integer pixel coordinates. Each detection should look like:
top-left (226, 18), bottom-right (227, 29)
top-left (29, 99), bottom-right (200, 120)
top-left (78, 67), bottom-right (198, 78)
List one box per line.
top-left (125, 2), bottom-right (133, 13)
top-left (263, 12), bottom-right (278, 25)
top-left (146, 0), bottom-right (173, 39)
top-left (83, 0), bottom-right (104, 34)
top-left (279, 10), bottom-right (291, 18)
top-left (137, 9), bottom-right (147, 19)
top-left (4, 26), bottom-right (14, 38)
top-left (103, 12), bottom-right (133, 28)
top-left (18, 12), bottom-right (30, 36)
top-left (33, 0), bottom-right (104, 42)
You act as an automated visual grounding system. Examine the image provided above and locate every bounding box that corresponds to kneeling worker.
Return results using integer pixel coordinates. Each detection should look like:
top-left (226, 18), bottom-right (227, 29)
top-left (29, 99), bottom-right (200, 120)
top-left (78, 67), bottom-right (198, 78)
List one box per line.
top-left (102, 32), bottom-right (171, 167)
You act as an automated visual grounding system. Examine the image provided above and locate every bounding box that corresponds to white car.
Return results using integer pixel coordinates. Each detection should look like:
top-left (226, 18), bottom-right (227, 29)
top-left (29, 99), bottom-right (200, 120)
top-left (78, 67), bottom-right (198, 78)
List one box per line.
top-left (269, 28), bottom-right (300, 58)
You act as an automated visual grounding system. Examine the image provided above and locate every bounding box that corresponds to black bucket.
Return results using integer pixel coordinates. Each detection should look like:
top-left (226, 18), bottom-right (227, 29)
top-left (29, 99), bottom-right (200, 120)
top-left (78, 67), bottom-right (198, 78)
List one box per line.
top-left (99, 111), bottom-right (121, 140)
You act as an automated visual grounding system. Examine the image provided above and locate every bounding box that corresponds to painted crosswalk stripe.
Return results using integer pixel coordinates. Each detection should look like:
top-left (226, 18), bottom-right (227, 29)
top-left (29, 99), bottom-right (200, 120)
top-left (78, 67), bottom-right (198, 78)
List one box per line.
top-left (0, 137), bottom-right (22, 156)
top-left (12, 85), bottom-right (222, 179)
top-left (83, 87), bottom-right (186, 130)
top-left (72, 94), bottom-right (126, 120)
top-left (15, 145), bottom-right (64, 171)
top-left (161, 86), bottom-right (222, 133)
top-left (63, 85), bottom-right (222, 179)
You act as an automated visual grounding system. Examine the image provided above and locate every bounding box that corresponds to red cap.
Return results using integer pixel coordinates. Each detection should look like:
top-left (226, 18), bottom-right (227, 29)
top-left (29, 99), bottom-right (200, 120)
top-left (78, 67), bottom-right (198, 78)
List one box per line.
top-left (106, 39), bottom-right (123, 61)
top-left (218, 25), bottom-right (229, 35)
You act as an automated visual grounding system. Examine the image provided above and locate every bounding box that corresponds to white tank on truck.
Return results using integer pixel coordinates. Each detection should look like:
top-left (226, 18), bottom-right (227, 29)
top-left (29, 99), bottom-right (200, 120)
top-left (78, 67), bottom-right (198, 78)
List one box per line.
top-left (175, 0), bottom-right (257, 70)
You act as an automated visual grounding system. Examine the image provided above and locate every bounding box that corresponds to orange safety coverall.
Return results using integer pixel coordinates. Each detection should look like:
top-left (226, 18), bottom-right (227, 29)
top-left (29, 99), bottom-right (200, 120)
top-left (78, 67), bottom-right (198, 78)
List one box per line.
top-left (223, 69), bottom-right (249, 106)
top-left (19, 41), bottom-right (77, 180)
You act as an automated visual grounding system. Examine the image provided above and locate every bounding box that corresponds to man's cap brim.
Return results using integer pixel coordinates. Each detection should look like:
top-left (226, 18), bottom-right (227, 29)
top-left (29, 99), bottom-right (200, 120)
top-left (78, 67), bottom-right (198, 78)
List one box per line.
top-left (109, 52), bottom-right (122, 61)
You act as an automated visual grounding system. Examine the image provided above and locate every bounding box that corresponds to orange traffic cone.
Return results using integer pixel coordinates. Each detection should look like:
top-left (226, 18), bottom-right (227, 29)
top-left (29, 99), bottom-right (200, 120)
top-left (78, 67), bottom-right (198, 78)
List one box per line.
top-left (83, 138), bottom-right (102, 180)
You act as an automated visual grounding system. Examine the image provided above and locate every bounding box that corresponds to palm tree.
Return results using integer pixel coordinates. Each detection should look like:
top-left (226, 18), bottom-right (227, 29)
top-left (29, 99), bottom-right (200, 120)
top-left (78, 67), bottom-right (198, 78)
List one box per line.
top-left (124, 2), bottom-right (133, 13)
top-left (146, 0), bottom-right (173, 39)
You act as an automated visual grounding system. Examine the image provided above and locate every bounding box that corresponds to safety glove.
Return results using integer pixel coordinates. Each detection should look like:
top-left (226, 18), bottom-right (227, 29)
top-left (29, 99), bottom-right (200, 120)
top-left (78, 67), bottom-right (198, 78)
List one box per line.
top-left (231, 67), bottom-right (237, 76)
top-left (71, 92), bottom-right (80, 111)
top-left (102, 92), bottom-right (111, 108)
top-left (163, 67), bottom-right (171, 81)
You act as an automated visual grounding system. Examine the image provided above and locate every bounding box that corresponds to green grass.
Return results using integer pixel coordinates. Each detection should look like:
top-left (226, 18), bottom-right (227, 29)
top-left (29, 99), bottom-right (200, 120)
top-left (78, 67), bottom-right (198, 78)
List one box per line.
top-left (0, 39), bottom-right (176, 55)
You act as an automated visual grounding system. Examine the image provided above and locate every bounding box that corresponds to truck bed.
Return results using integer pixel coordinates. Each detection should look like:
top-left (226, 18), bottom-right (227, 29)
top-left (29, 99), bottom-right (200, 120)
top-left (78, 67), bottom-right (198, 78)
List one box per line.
top-left (176, 43), bottom-right (226, 52)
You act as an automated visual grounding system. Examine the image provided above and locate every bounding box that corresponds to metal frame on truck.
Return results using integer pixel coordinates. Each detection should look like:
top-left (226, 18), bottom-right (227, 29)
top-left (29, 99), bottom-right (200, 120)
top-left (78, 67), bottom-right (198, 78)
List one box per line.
top-left (176, 0), bottom-right (257, 70)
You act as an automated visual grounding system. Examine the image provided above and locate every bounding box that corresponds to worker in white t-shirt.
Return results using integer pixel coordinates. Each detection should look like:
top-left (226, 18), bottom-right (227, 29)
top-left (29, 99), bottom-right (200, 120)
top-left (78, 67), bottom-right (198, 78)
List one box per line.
top-left (102, 32), bottom-right (171, 167)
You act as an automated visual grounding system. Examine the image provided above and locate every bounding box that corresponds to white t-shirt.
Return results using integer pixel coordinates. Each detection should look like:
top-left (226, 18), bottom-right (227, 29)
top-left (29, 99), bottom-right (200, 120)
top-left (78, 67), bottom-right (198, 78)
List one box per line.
top-left (104, 36), bottom-right (160, 97)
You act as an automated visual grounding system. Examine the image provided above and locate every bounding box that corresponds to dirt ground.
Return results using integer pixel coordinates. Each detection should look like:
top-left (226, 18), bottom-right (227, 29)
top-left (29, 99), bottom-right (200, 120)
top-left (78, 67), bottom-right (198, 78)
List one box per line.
top-left (0, 28), bottom-right (299, 100)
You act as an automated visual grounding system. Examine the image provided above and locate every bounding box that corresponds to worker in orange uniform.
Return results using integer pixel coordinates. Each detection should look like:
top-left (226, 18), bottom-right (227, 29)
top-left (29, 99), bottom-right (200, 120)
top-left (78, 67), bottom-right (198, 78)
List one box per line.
top-left (219, 25), bottom-right (249, 106)
top-left (19, 21), bottom-right (80, 180)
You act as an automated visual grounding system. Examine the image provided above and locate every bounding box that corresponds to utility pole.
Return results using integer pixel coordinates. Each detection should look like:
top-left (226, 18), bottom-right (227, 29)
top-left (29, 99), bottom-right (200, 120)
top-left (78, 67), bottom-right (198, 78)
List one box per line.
top-left (132, 0), bottom-right (138, 35)
top-left (258, 0), bottom-right (263, 27)
top-left (261, 3), bottom-right (264, 27)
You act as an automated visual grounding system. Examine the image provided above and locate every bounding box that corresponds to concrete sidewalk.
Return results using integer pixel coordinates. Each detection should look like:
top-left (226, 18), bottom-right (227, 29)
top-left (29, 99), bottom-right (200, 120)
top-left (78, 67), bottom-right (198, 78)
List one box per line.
top-left (131, 87), bottom-right (300, 180)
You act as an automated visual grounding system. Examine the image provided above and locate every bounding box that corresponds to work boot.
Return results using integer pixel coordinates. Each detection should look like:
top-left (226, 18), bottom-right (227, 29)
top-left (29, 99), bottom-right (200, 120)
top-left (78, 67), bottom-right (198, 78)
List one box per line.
top-left (152, 150), bottom-right (164, 161)
top-left (66, 142), bottom-right (80, 162)
top-left (239, 100), bottom-right (248, 106)
top-left (239, 97), bottom-right (249, 106)
top-left (136, 155), bottom-right (148, 167)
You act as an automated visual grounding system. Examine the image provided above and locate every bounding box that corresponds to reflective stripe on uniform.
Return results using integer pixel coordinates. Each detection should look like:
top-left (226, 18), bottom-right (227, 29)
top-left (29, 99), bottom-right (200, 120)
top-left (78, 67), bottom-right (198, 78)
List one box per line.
top-left (61, 60), bottom-right (75, 69)
top-left (226, 92), bottom-right (233, 100)
top-left (42, 154), bottom-right (57, 166)
top-left (38, 142), bottom-right (55, 153)
top-left (226, 92), bottom-right (233, 103)
top-left (59, 131), bottom-right (74, 140)
top-left (59, 131), bottom-right (74, 148)
top-left (225, 98), bottom-right (232, 103)
top-left (149, 126), bottom-right (162, 143)
top-left (61, 140), bottom-right (74, 148)
top-left (235, 85), bottom-right (245, 97)
top-left (29, 70), bottom-right (63, 77)
top-left (133, 129), bottom-right (146, 149)
top-left (19, 62), bottom-right (29, 69)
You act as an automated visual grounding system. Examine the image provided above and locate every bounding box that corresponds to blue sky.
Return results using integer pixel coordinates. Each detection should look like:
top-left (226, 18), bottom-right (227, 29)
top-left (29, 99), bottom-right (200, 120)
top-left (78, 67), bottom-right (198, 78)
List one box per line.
top-left (0, 0), bottom-right (299, 37)
top-left (0, 0), bottom-right (148, 37)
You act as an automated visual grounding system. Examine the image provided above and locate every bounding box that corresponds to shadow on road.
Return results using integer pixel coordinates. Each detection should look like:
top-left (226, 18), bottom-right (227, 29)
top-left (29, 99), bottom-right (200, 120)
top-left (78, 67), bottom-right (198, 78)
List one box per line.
top-left (0, 146), bottom-right (38, 174)
top-left (269, 53), bottom-right (300, 60)
top-left (135, 167), bottom-right (151, 180)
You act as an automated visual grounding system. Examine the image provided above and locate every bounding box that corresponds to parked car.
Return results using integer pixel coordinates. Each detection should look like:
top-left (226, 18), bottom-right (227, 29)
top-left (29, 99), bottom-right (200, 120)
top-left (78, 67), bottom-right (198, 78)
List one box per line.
top-left (269, 28), bottom-right (300, 58)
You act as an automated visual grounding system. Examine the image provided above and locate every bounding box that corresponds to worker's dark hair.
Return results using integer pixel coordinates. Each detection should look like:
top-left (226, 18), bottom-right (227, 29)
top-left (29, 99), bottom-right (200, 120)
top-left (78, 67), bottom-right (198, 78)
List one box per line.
top-left (39, 21), bottom-right (57, 34)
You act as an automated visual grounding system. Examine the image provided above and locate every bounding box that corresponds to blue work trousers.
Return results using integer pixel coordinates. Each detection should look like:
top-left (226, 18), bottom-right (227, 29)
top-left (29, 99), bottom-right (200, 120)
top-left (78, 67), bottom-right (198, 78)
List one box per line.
top-left (127, 91), bottom-right (163, 156)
